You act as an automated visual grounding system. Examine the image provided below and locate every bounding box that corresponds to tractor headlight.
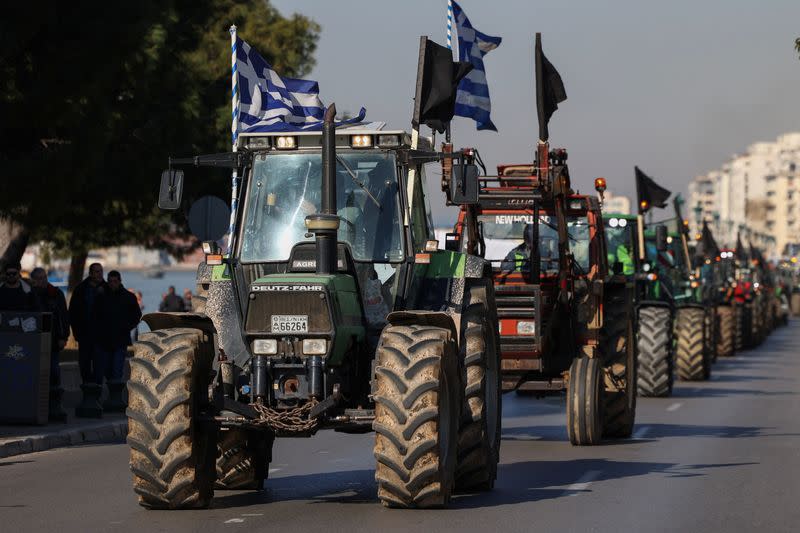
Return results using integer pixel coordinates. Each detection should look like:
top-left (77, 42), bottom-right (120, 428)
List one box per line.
top-left (302, 338), bottom-right (327, 355)
top-left (618, 218), bottom-right (627, 227)
top-left (609, 218), bottom-right (619, 228)
top-left (642, 263), bottom-right (651, 272)
top-left (517, 321), bottom-right (536, 335)
top-left (350, 135), bottom-right (373, 148)
top-left (275, 136), bottom-right (297, 149)
top-left (253, 339), bottom-right (278, 355)
top-left (377, 134), bottom-right (400, 147)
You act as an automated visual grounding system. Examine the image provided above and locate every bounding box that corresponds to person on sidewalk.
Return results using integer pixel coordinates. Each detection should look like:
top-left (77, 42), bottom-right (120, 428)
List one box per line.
top-left (159, 285), bottom-right (185, 312)
top-left (93, 270), bottom-right (141, 412)
top-left (31, 267), bottom-right (70, 422)
top-left (68, 262), bottom-right (107, 417)
top-left (0, 262), bottom-right (37, 311)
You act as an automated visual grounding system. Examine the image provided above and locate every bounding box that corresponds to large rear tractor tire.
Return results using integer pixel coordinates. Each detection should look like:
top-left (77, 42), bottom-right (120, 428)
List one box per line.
top-left (215, 428), bottom-right (273, 490)
top-left (636, 306), bottom-right (673, 397)
top-left (706, 306), bottom-right (718, 364)
top-left (127, 328), bottom-right (216, 509)
top-left (734, 304), bottom-right (744, 351)
top-left (791, 293), bottom-right (800, 317)
top-left (567, 356), bottom-right (604, 446)
top-left (455, 285), bottom-right (501, 492)
top-left (741, 302), bottom-right (755, 349)
top-left (675, 307), bottom-right (710, 381)
top-left (716, 305), bottom-right (735, 357)
top-left (601, 293), bottom-right (636, 439)
top-left (373, 325), bottom-right (460, 508)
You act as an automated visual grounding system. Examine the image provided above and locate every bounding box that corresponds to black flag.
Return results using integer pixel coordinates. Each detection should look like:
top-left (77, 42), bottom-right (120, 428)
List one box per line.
top-left (535, 33), bottom-right (567, 142)
top-left (412, 36), bottom-right (473, 133)
top-left (735, 232), bottom-right (749, 262)
top-left (695, 220), bottom-right (720, 260)
top-left (635, 166), bottom-right (671, 213)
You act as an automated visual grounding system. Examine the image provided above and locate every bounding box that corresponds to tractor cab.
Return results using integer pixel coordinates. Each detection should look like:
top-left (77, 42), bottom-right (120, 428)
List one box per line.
top-left (448, 145), bottom-right (637, 445)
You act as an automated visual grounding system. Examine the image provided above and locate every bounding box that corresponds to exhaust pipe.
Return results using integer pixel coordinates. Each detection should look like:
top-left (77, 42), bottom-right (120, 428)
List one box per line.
top-left (306, 104), bottom-right (340, 275)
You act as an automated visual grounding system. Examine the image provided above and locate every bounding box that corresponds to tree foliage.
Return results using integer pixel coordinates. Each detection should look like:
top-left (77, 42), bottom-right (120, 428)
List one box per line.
top-left (0, 1), bottom-right (319, 266)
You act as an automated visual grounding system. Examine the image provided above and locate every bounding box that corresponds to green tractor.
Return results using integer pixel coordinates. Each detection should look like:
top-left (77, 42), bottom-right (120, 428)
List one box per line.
top-left (126, 106), bottom-right (502, 509)
top-left (623, 197), bottom-right (712, 397)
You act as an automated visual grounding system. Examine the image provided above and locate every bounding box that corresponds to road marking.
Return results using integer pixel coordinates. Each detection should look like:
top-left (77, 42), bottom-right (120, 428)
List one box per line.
top-left (666, 402), bottom-right (683, 412)
top-left (633, 425), bottom-right (650, 439)
top-left (268, 468), bottom-right (282, 474)
top-left (565, 470), bottom-right (601, 495)
top-left (225, 518), bottom-right (245, 524)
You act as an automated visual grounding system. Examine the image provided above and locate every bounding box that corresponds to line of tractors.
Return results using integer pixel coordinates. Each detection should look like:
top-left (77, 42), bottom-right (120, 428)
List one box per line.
top-left (123, 40), bottom-right (793, 511)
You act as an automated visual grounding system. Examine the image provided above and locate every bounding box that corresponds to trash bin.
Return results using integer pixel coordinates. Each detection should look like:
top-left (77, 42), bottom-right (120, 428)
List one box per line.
top-left (0, 312), bottom-right (52, 425)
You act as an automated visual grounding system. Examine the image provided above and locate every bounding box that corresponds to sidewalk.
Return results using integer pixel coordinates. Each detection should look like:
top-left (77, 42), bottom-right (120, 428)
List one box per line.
top-left (0, 362), bottom-right (128, 459)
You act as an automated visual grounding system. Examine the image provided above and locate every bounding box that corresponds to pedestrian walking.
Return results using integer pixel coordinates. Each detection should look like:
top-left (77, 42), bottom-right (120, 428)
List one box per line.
top-left (183, 288), bottom-right (193, 311)
top-left (30, 267), bottom-right (69, 421)
top-left (93, 270), bottom-right (141, 411)
top-left (0, 261), bottom-right (37, 311)
top-left (68, 262), bottom-right (107, 417)
top-left (159, 285), bottom-right (185, 312)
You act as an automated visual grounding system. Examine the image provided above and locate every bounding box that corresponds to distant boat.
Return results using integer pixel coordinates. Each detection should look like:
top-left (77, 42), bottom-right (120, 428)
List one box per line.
top-left (142, 267), bottom-right (165, 279)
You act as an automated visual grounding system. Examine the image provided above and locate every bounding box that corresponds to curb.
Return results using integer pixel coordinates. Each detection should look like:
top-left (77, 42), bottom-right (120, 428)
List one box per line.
top-left (0, 420), bottom-right (127, 459)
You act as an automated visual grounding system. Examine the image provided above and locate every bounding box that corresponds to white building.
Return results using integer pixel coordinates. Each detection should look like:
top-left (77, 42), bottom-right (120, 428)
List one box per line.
top-left (602, 191), bottom-right (631, 215)
top-left (688, 132), bottom-right (800, 258)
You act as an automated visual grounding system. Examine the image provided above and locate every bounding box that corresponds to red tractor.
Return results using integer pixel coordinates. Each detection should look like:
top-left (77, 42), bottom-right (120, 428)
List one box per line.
top-left (445, 144), bottom-right (636, 445)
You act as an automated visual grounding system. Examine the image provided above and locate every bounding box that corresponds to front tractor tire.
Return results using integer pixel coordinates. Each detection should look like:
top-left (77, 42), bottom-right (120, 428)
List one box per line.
top-left (127, 328), bottom-right (216, 509)
top-left (215, 429), bottom-right (272, 490)
top-left (373, 325), bottom-right (460, 508)
top-left (455, 294), bottom-right (502, 492)
top-left (716, 305), bottom-right (735, 357)
top-left (567, 356), bottom-right (604, 446)
top-left (601, 294), bottom-right (637, 439)
top-left (675, 307), bottom-right (711, 381)
top-left (636, 306), bottom-right (674, 397)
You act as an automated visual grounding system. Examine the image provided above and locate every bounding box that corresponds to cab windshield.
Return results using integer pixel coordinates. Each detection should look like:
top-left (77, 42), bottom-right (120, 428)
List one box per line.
top-left (479, 213), bottom-right (590, 274)
top-left (240, 151), bottom-right (404, 263)
top-left (604, 218), bottom-right (634, 269)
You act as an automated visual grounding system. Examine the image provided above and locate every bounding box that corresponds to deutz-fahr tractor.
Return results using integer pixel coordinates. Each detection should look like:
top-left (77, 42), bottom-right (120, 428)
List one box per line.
top-left (126, 107), bottom-right (502, 509)
top-left (446, 146), bottom-right (637, 445)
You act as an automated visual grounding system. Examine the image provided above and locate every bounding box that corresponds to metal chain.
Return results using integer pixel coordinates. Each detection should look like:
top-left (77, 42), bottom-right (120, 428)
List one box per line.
top-left (251, 399), bottom-right (319, 434)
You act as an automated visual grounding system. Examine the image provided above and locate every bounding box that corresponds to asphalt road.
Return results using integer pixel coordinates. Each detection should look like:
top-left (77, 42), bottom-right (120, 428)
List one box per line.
top-left (3, 323), bottom-right (800, 533)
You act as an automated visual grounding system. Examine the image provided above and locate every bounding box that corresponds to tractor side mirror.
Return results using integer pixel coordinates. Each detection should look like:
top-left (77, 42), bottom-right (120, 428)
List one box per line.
top-left (445, 232), bottom-right (460, 252)
top-left (655, 225), bottom-right (668, 252)
top-left (158, 169), bottom-right (184, 210)
top-left (449, 164), bottom-right (479, 205)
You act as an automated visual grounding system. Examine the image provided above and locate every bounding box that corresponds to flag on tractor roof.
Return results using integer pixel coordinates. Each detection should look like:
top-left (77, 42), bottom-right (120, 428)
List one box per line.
top-left (449, 1), bottom-right (502, 131)
top-left (635, 166), bottom-right (671, 213)
top-left (412, 36), bottom-right (473, 133)
top-left (535, 33), bottom-right (567, 142)
top-left (235, 37), bottom-right (365, 132)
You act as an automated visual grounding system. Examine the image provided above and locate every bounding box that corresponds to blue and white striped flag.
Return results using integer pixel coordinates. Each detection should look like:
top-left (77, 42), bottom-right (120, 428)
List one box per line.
top-left (449, 1), bottom-right (501, 131)
top-left (235, 37), bottom-right (365, 133)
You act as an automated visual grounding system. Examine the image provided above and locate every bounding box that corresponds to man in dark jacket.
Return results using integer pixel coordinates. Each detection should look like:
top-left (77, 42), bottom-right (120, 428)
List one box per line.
top-left (31, 267), bottom-right (69, 421)
top-left (0, 262), bottom-right (37, 311)
top-left (93, 270), bottom-right (141, 411)
top-left (68, 262), bottom-right (106, 384)
top-left (159, 285), bottom-right (185, 312)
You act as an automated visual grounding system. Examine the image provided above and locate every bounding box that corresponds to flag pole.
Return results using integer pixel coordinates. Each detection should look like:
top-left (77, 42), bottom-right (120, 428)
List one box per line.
top-left (445, 0), bottom-right (454, 143)
top-left (227, 25), bottom-right (240, 254)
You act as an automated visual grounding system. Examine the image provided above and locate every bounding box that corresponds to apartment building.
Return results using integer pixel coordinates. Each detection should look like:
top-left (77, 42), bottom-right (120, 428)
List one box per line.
top-left (688, 133), bottom-right (800, 257)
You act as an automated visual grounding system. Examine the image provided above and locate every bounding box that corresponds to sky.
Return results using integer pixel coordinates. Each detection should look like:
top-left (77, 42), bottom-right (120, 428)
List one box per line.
top-left (271, 0), bottom-right (800, 225)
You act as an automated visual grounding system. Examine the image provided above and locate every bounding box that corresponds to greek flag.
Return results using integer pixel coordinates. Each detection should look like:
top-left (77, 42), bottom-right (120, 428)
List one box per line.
top-left (450, 1), bottom-right (502, 131)
top-left (235, 37), bottom-right (365, 133)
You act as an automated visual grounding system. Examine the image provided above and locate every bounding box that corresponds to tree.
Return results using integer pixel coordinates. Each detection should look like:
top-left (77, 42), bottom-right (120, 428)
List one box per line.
top-left (796, 37), bottom-right (800, 58)
top-left (0, 1), bottom-right (319, 288)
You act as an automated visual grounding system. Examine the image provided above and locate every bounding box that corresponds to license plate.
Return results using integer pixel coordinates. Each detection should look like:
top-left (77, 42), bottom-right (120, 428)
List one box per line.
top-left (271, 315), bottom-right (308, 333)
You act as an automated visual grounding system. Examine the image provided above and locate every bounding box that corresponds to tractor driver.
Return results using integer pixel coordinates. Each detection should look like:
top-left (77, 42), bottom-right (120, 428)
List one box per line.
top-left (607, 231), bottom-right (634, 275)
top-left (502, 223), bottom-right (534, 273)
